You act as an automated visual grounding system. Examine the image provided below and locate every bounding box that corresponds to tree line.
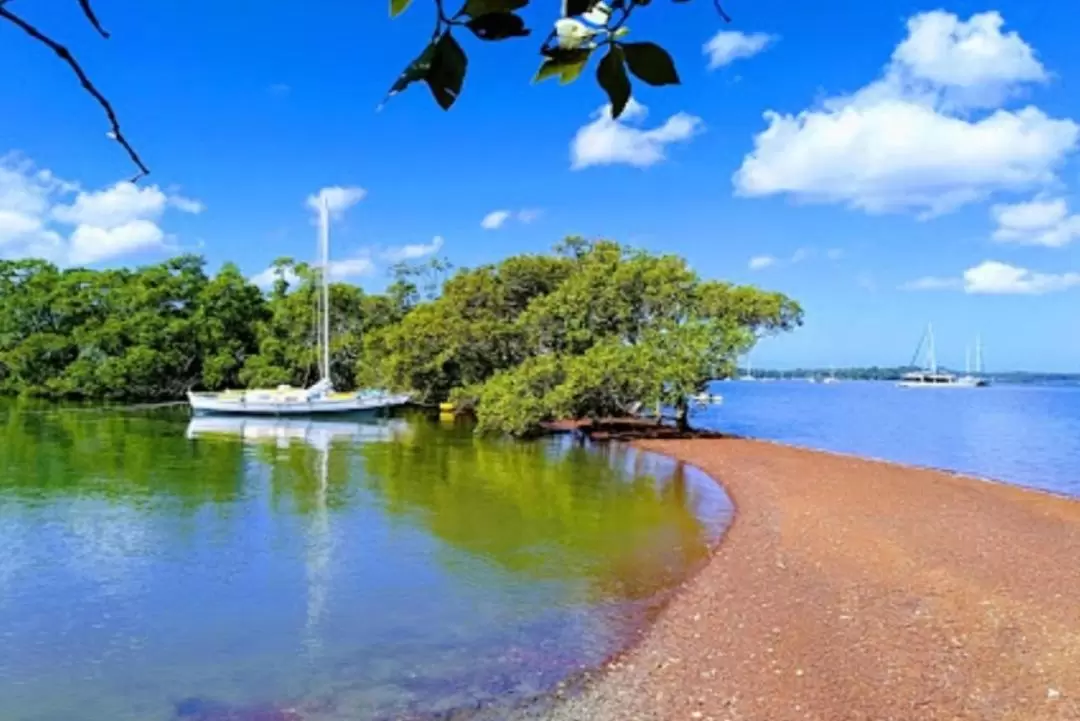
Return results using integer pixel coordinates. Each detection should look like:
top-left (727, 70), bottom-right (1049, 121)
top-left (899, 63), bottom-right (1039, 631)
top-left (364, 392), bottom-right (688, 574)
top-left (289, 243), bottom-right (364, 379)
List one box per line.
top-left (0, 238), bottom-right (801, 434)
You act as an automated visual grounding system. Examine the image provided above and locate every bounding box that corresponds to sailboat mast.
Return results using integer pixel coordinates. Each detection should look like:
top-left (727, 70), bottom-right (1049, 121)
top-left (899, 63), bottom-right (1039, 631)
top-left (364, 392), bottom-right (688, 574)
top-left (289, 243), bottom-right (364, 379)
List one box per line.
top-left (319, 198), bottom-right (331, 383)
top-left (927, 322), bottom-right (937, 374)
top-left (976, 334), bottom-right (983, 374)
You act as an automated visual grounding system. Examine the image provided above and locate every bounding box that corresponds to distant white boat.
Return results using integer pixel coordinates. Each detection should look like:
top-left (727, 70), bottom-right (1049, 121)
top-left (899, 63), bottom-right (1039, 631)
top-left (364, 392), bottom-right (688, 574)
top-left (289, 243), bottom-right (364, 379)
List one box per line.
top-left (690, 392), bottom-right (724, 408)
top-left (898, 323), bottom-right (985, 388)
top-left (822, 366), bottom-right (840, 384)
top-left (957, 334), bottom-right (991, 388)
top-left (188, 197), bottom-right (411, 416)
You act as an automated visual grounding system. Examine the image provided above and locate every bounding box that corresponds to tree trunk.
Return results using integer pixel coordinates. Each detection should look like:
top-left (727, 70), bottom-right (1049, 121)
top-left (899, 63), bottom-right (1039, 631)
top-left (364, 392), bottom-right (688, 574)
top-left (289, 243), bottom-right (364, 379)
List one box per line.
top-left (675, 398), bottom-right (690, 434)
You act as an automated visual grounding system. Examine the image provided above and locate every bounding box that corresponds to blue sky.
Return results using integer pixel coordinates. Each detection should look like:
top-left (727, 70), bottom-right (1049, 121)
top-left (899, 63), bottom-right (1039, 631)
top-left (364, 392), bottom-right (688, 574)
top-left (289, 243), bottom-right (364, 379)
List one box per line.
top-left (2, 0), bottom-right (1080, 371)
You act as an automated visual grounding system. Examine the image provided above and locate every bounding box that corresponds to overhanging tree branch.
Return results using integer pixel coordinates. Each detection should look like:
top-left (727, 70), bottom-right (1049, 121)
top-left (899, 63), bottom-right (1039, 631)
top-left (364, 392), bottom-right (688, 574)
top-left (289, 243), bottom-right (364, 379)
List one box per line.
top-left (0, 5), bottom-right (149, 181)
top-left (77, 0), bottom-right (110, 38)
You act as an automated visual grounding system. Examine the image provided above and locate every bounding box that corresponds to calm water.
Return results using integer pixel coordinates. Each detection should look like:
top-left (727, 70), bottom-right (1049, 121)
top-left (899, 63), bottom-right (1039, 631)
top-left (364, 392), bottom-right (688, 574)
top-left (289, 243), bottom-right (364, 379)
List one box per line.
top-left (697, 380), bottom-right (1080, 497)
top-left (0, 404), bottom-right (730, 721)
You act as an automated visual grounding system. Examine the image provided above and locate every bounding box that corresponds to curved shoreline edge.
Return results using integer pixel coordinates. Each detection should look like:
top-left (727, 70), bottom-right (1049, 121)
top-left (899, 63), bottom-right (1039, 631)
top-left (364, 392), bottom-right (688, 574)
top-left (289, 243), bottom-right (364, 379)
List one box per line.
top-left (534, 436), bottom-right (1080, 721)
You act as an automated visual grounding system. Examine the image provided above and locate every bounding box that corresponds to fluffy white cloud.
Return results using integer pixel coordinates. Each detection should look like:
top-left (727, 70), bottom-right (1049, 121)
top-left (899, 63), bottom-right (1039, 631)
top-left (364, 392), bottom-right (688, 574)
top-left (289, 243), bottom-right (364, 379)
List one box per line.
top-left (904, 260), bottom-right (1080, 294)
top-left (306, 186), bottom-right (366, 219)
top-left (51, 182), bottom-right (202, 228)
top-left (0, 154), bottom-right (200, 265)
top-left (480, 208), bottom-right (541, 230)
top-left (965, 260), bottom-right (1080, 294)
top-left (748, 255), bottom-right (776, 270)
top-left (826, 248), bottom-right (845, 260)
top-left (68, 220), bottom-right (165, 265)
top-left (571, 100), bottom-right (703, 169)
top-left (891, 11), bottom-right (1046, 109)
top-left (733, 11), bottom-right (1077, 217)
top-left (382, 236), bottom-right (444, 262)
top-left (991, 196), bottom-right (1080, 247)
top-left (480, 210), bottom-right (511, 230)
top-left (328, 255), bottom-right (377, 280)
top-left (703, 31), bottom-right (776, 69)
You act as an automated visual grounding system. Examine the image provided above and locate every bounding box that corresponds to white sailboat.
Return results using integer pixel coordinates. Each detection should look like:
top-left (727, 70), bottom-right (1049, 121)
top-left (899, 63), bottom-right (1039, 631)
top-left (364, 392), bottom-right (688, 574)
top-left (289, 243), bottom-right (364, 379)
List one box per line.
top-left (188, 198), bottom-right (412, 415)
top-left (897, 323), bottom-right (983, 388)
top-left (823, 365), bottom-right (840, 384)
top-left (957, 335), bottom-right (990, 387)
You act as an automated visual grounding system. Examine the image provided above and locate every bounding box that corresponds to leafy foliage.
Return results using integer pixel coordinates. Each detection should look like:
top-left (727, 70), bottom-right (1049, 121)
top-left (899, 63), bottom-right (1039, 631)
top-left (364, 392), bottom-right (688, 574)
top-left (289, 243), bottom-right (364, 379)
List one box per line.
top-left (0, 239), bottom-right (801, 437)
top-left (383, 0), bottom-right (729, 118)
top-left (0, 255), bottom-right (403, 400)
top-left (363, 238), bottom-right (802, 435)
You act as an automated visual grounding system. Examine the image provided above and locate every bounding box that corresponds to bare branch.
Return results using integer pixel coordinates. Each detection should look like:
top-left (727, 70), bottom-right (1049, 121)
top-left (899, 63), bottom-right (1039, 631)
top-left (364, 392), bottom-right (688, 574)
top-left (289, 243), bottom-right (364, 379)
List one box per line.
top-left (0, 6), bottom-right (149, 181)
top-left (77, 0), bottom-right (110, 38)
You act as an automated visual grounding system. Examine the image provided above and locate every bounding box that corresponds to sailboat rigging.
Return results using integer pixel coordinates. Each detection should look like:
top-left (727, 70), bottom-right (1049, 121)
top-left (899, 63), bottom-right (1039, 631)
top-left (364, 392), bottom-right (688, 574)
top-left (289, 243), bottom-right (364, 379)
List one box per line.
top-left (188, 198), bottom-right (411, 415)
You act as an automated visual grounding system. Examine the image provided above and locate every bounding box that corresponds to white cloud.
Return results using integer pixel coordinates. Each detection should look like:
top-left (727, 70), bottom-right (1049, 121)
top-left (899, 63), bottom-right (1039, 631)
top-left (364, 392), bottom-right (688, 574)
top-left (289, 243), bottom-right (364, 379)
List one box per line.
top-left (704, 31), bottom-right (776, 70)
top-left (891, 11), bottom-right (1046, 109)
top-left (748, 255), bottom-right (776, 270)
top-left (571, 100), bottom-right (703, 169)
top-left (826, 248), bottom-right (845, 260)
top-left (306, 186), bottom-right (367, 219)
top-left (268, 83), bottom-right (291, 97)
top-left (328, 255), bottom-right (377, 280)
top-left (169, 194), bottom-right (205, 214)
top-left (481, 210), bottom-right (511, 230)
top-left (903, 260), bottom-right (1080, 294)
top-left (52, 182), bottom-right (200, 229)
top-left (481, 208), bottom-right (542, 230)
top-left (250, 254), bottom-right (377, 289)
top-left (250, 265), bottom-right (296, 290)
top-left (733, 11), bottom-right (1077, 217)
top-left (991, 196), bottom-right (1080, 247)
top-left (0, 155), bottom-right (199, 265)
top-left (856, 271), bottom-right (877, 291)
top-left (790, 247), bottom-right (812, 263)
top-left (68, 220), bottom-right (165, 265)
top-left (382, 236), bottom-right (444, 262)
top-left (964, 260), bottom-right (1080, 294)
top-left (900, 275), bottom-right (963, 291)
top-left (517, 208), bottom-right (541, 224)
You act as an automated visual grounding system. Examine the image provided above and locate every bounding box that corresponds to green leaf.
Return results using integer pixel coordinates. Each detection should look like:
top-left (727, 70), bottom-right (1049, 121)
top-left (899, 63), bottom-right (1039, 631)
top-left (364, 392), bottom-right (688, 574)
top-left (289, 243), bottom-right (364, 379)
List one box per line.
top-left (622, 42), bottom-right (680, 86)
top-left (465, 12), bottom-right (531, 41)
top-left (596, 46), bottom-right (631, 118)
top-left (385, 42), bottom-right (437, 100)
top-left (533, 49), bottom-right (592, 85)
top-left (461, 0), bottom-right (528, 17)
top-left (425, 32), bottom-right (468, 110)
top-left (390, 0), bottom-right (413, 17)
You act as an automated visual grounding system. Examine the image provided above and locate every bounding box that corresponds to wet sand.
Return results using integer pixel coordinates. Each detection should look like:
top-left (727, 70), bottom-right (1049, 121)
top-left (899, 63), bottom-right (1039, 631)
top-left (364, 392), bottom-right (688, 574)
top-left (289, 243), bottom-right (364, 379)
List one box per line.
top-left (542, 438), bottom-right (1080, 721)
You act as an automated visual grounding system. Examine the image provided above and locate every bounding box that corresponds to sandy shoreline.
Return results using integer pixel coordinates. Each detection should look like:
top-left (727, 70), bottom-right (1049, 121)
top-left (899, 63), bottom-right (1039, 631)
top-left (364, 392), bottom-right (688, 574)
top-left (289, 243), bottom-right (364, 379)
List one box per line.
top-left (536, 437), bottom-right (1080, 721)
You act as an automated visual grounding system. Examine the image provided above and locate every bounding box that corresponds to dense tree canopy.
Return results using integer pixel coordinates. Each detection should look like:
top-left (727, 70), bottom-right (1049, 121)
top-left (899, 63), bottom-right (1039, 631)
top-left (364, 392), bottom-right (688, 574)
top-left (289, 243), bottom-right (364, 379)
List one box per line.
top-left (360, 238), bottom-right (802, 434)
top-left (0, 239), bottom-right (801, 435)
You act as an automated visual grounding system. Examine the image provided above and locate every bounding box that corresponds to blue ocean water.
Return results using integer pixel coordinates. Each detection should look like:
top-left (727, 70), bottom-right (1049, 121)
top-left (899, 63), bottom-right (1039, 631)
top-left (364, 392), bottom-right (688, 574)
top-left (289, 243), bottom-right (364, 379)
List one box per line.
top-left (696, 380), bottom-right (1080, 498)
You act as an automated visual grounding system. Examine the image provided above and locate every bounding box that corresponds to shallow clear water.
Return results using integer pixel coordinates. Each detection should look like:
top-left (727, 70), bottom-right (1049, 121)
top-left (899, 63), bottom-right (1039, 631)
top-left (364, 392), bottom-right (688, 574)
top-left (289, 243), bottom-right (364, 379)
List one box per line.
top-left (0, 404), bottom-right (730, 721)
top-left (697, 380), bottom-right (1080, 497)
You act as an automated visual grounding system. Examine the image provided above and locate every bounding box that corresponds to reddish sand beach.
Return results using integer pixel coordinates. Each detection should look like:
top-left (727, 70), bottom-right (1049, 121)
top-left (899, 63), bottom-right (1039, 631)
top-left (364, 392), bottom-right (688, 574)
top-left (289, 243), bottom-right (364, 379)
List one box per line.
top-left (541, 437), bottom-right (1080, 721)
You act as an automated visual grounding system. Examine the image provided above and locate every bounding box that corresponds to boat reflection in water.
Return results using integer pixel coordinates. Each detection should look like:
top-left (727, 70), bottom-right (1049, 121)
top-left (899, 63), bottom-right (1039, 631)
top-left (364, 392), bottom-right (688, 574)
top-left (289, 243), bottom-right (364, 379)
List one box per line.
top-left (184, 415), bottom-right (412, 450)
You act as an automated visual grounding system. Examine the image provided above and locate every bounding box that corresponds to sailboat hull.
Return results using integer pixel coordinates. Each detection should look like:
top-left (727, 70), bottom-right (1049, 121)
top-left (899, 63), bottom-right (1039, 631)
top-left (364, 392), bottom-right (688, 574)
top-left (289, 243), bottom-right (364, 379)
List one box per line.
top-left (187, 392), bottom-right (411, 416)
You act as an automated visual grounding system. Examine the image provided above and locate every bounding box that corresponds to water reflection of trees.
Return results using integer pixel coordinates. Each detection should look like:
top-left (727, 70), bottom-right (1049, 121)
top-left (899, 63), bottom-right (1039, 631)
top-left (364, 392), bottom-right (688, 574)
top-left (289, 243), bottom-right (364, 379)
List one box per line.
top-left (0, 400), bottom-right (245, 509)
top-left (358, 420), bottom-right (715, 603)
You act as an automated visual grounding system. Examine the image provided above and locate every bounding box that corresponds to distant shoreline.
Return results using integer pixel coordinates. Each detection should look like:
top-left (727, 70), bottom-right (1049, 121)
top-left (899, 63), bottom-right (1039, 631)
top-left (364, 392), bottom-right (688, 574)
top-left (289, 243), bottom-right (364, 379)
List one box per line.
top-left (536, 436), bottom-right (1080, 721)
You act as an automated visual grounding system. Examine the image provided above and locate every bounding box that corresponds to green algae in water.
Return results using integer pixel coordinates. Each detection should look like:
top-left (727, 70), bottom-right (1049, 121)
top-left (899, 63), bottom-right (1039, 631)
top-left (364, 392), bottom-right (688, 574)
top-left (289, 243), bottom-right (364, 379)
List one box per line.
top-left (0, 403), bottom-right (730, 721)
